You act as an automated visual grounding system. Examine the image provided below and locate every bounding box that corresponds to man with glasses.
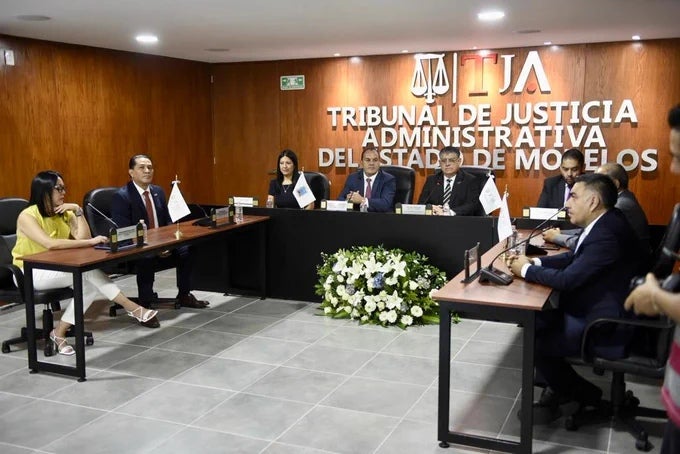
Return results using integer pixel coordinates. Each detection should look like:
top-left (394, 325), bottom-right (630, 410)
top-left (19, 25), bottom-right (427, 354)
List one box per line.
top-left (418, 146), bottom-right (482, 216)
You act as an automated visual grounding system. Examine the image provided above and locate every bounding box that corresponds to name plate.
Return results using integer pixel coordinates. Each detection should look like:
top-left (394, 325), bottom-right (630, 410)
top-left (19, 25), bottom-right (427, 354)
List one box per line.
top-left (97, 225), bottom-right (139, 252)
top-left (321, 199), bottom-right (351, 211)
top-left (395, 203), bottom-right (432, 215)
top-left (116, 225), bottom-right (138, 242)
top-left (211, 206), bottom-right (233, 227)
top-left (229, 196), bottom-right (259, 207)
top-left (525, 207), bottom-right (565, 220)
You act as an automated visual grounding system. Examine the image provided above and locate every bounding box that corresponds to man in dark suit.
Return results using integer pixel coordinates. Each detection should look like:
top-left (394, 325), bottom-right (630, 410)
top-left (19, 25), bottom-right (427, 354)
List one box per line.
top-left (111, 155), bottom-right (208, 328)
top-left (338, 148), bottom-right (396, 212)
top-left (544, 162), bottom-right (651, 259)
top-left (537, 148), bottom-right (585, 208)
top-left (417, 146), bottom-right (481, 215)
top-left (510, 173), bottom-right (643, 419)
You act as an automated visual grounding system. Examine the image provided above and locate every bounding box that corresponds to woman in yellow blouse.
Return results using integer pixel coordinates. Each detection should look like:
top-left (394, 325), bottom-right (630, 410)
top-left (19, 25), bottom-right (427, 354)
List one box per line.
top-left (13, 171), bottom-right (158, 355)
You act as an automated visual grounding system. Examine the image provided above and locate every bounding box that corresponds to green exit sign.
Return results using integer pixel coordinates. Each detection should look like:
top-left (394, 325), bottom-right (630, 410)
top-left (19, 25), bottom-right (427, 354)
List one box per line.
top-left (280, 75), bottom-right (305, 90)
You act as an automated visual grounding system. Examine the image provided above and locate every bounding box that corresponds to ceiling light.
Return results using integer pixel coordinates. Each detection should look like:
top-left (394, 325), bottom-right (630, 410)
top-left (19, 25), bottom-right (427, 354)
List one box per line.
top-left (544, 41), bottom-right (552, 45)
top-left (632, 35), bottom-right (641, 40)
top-left (472, 46), bottom-right (478, 50)
top-left (135, 34), bottom-right (158, 44)
top-left (16, 15), bottom-right (51, 21)
top-left (401, 50), bottom-right (409, 53)
top-left (478, 11), bottom-right (505, 21)
top-left (479, 50), bottom-right (490, 56)
top-left (333, 53), bottom-right (341, 57)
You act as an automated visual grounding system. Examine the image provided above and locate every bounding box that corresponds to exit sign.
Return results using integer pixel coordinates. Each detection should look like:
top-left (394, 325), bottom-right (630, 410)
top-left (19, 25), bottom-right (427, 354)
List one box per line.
top-left (280, 75), bottom-right (305, 90)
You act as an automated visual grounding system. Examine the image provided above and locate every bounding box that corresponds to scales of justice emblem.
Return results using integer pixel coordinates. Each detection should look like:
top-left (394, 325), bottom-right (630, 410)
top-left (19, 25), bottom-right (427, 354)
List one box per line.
top-left (410, 53), bottom-right (449, 104)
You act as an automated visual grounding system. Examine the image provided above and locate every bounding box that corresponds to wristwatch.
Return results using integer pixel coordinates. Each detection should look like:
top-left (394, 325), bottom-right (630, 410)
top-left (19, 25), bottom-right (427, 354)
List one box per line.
top-left (75, 208), bottom-right (83, 217)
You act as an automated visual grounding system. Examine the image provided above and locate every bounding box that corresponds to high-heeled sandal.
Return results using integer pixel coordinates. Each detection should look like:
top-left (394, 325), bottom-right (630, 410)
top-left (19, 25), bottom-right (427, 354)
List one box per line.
top-left (127, 306), bottom-right (158, 323)
top-left (49, 329), bottom-right (75, 356)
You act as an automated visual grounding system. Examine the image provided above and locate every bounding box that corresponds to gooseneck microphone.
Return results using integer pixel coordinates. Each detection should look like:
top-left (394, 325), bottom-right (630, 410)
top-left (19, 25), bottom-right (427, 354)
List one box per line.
top-left (479, 207), bottom-right (567, 285)
top-left (87, 203), bottom-right (119, 228)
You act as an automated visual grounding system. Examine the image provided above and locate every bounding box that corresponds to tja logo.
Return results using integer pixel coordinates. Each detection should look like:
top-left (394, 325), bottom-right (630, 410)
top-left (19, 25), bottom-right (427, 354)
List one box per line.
top-left (410, 51), bottom-right (551, 104)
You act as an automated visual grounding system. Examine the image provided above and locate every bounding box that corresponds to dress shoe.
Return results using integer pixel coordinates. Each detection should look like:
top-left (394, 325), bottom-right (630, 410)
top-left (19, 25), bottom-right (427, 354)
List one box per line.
top-left (140, 315), bottom-right (160, 329)
top-left (177, 293), bottom-right (209, 309)
top-left (537, 386), bottom-right (573, 407)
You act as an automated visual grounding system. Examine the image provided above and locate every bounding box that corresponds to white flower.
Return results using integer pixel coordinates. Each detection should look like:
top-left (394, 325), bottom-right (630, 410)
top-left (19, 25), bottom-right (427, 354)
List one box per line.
top-left (385, 276), bottom-right (398, 286)
top-left (401, 315), bottom-right (413, 325)
top-left (377, 301), bottom-right (385, 310)
top-left (336, 285), bottom-right (346, 295)
top-left (351, 309), bottom-right (360, 318)
top-left (410, 305), bottom-right (423, 317)
top-left (364, 300), bottom-right (377, 313)
top-left (325, 275), bottom-right (334, 284)
top-left (409, 280), bottom-right (418, 290)
top-left (386, 310), bottom-right (397, 323)
top-left (378, 311), bottom-right (388, 322)
top-left (391, 260), bottom-right (407, 278)
top-left (361, 315), bottom-right (368, 322)
top-left (337, 275), bottom-right (344, 283)
top-left (342, 305), bottom-right (352, 314)
top-left (324, 306), bottom-right (333, 314)
top-left (330, 296), bottom-right (339, 307)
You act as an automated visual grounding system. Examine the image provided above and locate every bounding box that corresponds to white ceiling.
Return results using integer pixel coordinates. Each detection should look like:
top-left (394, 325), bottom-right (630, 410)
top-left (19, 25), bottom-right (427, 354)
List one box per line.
top-left (1, 0), bottom-right (679, 63)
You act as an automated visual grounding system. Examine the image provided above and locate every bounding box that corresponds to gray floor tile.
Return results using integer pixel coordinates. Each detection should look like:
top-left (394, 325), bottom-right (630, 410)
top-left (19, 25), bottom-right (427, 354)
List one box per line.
top-left (101, 325), bottom-right (190, 347)
top-left (175, 357), bottom-right (273, 390)
top-left (316, 326), bottom-right (400, 351)
top-left (285, 304), bottom-right (347, 326)
top-left (0, 442), bottom-right (41, 454)
top-left (0, 392), bottom-right (34, 416)
top-left (234, 298), bottom-right (308, 318)
top-left (356, 353), bottom-right (438, 386)
top-left (284, 345), bottom-right (375, 375)
top-left (116, 381), bottom-right (233, 424)
top-left (473, 321), bottom-right (524, 345)
top-left (156, 308), bottom-right (225, 329)
top-left (454, 340), bottom-right (523, 369)
top-left (0, 400), bottom-right (103, 449)
top-left (449, 361), bottom-right (522, 399)
top-left (82, 340), bottom-right (149, 370)
top-left (205, 296), bottom-right (261, 313)
top-left (245, 366), bottom-right (346, 404)
top-left (257, 319), bottom-right (337, 343)
top-left (262, 443), bottom-right (340, 454)
top-left (384, 332), bottom-right (465, 359)
top-left (608, 419), bottom-right (664, 453)
top-left (108, 349), bottom-right (208, 379)
top-left (44, 412), bottom-right (182, 454)
top-left (280, 406), bottom-right (399, 454)
top-left (219, 336), bottom-right (308, 365)
top-left (193, 393), bottom-right (312, 440)
top-left (200, 313), bottom-right (279, 335)
top-left (45, 370), bottom-right (163, 410)
top-left (449, 319), bottom-right (484, 340)
top-left (0, 369), bottom-right (74, 398)
top-left (322, 376), bottom-right (427, 417)
top-left (376, 419), bottom-right (484, 454)
top-left (0, 355), bottom-right (27, 377)
top-left (157, 329), bottom-right (245, 355)
top-left (149, 427), bottom-right (269, 454)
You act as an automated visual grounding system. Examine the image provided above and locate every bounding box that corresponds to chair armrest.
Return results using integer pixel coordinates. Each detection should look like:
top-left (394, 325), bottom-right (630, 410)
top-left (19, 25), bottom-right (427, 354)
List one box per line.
top-left (578, 316), bottom-right (673, 360)
top-left (0, 263), bottom-right (26, 300)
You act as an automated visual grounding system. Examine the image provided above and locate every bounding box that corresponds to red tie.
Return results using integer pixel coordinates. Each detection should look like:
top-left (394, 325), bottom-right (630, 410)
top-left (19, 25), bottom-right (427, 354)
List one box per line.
top-left (143, 190), bottom-right (156, 228)
top-left (365, 178), bottom-right (372, 199)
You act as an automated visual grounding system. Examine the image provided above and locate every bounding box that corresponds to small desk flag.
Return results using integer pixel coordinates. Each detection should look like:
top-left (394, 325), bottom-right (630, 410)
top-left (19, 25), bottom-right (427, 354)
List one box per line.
top-left (479, 176), bottom-right (502, 214)
top-left (293, 172), bottom-right (316, 208)
top-left (497, 193), bottom-right (513, 242)
top-left (168, 180), bottom-right (191, 223)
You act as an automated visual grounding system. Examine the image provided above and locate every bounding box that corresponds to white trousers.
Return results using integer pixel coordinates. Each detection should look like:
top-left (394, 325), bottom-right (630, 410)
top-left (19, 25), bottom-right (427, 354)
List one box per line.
top-left (29, 268), bottom-right (121, 326)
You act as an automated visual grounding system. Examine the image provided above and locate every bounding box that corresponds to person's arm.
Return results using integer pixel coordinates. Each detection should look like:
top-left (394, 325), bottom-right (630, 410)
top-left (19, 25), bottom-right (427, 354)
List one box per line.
top-left (54, 203), bottom-right (92, 240)
top-left (17, 211), bottom-right (106, 250)
top-left (625, 273), bottom-right (680, 322)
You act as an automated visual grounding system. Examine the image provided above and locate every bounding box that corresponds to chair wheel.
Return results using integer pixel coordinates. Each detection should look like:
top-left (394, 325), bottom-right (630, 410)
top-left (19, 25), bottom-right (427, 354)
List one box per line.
top-left (565, 416), bottom-right (578, 431)
top-left (1, 343), bottom-right (10, 354)
top-left (635, 438), bottom-right (651, 451)
top-left (86, 336), bottom-right (94, 346)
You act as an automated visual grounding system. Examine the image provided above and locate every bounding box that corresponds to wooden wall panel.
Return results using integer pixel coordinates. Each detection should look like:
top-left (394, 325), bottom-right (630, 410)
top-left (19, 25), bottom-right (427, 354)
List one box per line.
top-left (0, 35), bottom-right (213, 206)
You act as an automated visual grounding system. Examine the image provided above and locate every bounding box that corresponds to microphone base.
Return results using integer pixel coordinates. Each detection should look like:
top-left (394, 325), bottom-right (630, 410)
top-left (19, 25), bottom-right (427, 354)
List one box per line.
top-left (525, 243), bottom-right (548, 256)
top-left (478, 267), bottom-right (514, 285)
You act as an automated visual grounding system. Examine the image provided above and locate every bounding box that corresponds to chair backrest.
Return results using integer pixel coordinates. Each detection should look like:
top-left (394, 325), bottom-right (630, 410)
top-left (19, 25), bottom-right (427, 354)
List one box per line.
top-left (0, 198), bottom-right (28, 290)
top-left (460, 165), bottom-right (495, 183)
top-left (83, 187), bottom-right (120, 237)
top-left (381, 165), bottom-right (416, 204)
top-left (650, 203), bottom-right (680, 278)
top-left (304, 172), bottom-right (330, 208)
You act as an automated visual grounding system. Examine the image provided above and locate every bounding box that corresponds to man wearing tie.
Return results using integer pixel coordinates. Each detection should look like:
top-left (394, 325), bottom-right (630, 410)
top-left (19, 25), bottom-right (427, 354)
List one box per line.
top-left (111, 154), bottom-right (208, 328)
top-left (338, 148), bottom-right (396, 212)
top-left (537, 148), bottom-right (585, 208)
top-left (418, 146), bottom-right (481, 216)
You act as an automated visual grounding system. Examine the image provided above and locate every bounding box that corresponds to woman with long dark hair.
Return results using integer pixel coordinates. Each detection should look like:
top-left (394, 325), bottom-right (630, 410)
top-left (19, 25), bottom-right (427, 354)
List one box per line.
top-left (267, 149), bottom-right (313, 209)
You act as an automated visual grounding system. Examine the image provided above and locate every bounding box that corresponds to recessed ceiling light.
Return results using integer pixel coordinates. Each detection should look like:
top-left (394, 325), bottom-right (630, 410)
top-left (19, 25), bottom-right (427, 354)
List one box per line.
top-left (401, 50), bottom-right (409, 53)
top-left (479, 50), bottom-right (490, 56)
top-left (135, 34), bottom-right (158, 44)
top-left (544, 41), bottom-right (552, 45)
top-left (472, 46), bottom-right (478, 50)
top-left (478, 11), bottom-right (505, 21)
top-left (632, 35), bottom-right (641, 41)
top-left (333, 53), bottom-right (341, 57)
top-left (349, 56), bottom-right (361, 64)
top-left (16, 15), bottom-right (51, 21)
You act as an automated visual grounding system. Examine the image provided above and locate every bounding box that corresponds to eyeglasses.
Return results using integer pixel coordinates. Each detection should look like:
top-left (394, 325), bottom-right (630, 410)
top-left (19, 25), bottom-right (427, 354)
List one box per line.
top-left (53, 185), bottom-right (66, 193)
top-left (440, 158), bottom-right (460, 164)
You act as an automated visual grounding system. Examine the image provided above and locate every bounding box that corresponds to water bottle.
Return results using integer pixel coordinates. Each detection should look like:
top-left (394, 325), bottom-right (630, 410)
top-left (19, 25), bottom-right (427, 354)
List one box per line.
top-left (139, 219), bottom-right (148, 243)
top-left (235, 205), bottom-right (244, 223)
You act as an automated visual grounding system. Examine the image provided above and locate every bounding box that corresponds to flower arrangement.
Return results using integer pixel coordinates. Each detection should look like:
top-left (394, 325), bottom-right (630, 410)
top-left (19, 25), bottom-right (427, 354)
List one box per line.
top-left (315, 245), bottom-right (449, 328)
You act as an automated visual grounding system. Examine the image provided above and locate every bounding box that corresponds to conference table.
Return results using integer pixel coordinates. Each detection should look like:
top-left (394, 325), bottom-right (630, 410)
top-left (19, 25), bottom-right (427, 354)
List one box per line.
top-left (21, 215), bottom-right (268, 381)
top-left (433, 238), bottom-right (554, 454)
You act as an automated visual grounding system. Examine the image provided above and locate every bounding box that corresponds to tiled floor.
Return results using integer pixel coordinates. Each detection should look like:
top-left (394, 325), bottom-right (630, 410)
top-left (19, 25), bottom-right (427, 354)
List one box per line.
top-left (0, 270), bottom-right (668, 453)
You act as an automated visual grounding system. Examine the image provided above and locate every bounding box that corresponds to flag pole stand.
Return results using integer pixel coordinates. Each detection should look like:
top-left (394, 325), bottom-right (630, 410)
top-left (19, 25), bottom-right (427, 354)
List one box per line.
top-left (175, 221), bottom-right (183, 239)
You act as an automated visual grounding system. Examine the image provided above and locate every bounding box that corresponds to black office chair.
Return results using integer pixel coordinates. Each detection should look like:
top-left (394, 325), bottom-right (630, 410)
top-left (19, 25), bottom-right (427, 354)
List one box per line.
top-left (563, 204), bottom-right (680, 451)
top-left (82, 187), bottom-right (180, 316)
top-left (0, 197), bottom-right (93, 355)
top-left (304, 171), bottom-right (331, 209)
top-left (381, 165), bottom-right (416, 204)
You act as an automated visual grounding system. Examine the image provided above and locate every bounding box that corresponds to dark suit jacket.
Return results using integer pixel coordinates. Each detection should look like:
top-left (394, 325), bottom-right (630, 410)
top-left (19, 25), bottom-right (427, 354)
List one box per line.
top-left (337, 169), bottom-right (396, 212)
top-left (417, 169), bottom-right (481, 216)
top-left (111, 181), bottom-right (171, 228)
top-left (537, 174), bottom-right (569, 208)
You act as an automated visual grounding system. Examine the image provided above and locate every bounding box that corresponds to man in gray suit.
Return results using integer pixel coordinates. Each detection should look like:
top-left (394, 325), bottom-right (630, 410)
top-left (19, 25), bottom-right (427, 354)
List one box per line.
top-left (543, 162), bottom-right (650, 258)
